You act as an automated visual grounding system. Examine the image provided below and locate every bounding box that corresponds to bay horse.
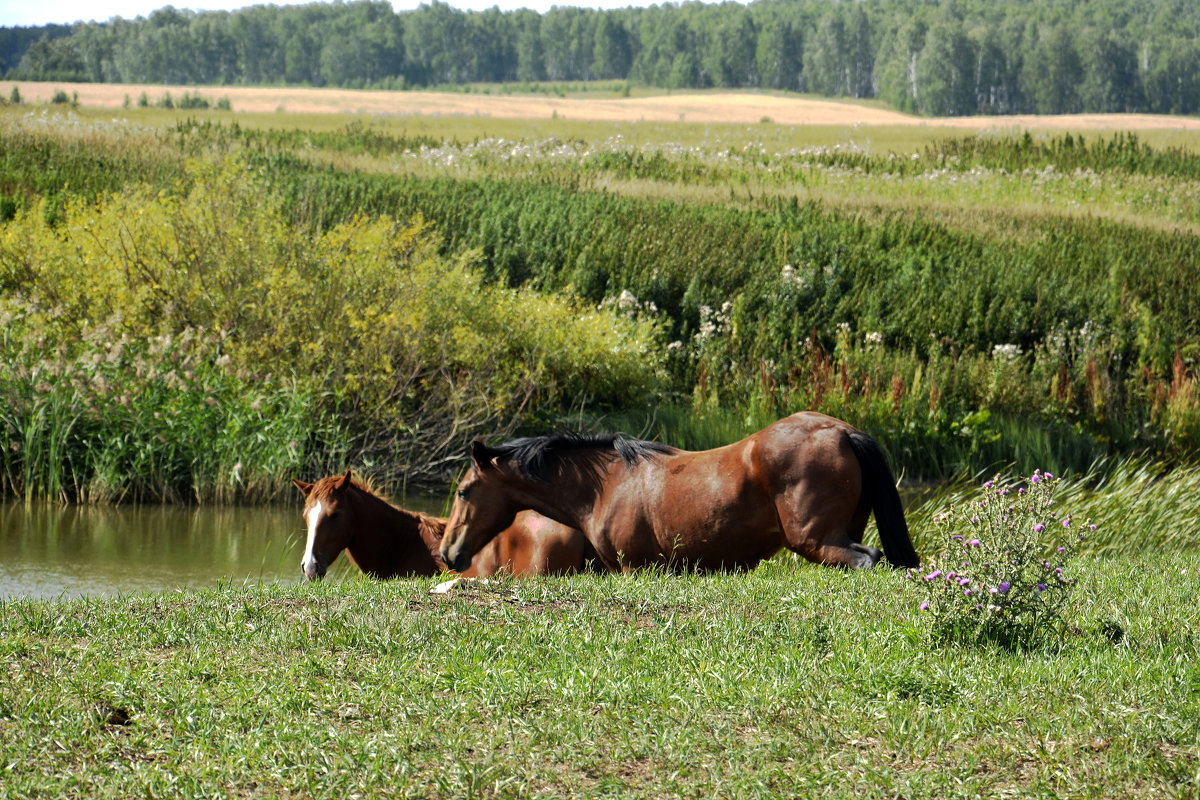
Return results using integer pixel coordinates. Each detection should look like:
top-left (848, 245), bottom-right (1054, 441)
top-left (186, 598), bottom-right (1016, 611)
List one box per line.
top-left (439, 411), bottom-right (919, 573)
top-left (291, 470), bottom-right (596, 581)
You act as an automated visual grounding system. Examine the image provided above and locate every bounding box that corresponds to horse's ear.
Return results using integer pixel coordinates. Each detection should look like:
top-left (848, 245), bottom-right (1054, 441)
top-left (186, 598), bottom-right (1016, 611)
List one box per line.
top-left (337, 469), bottom-right (353, 490)
top-left (292, 478), bottom-right (313, 496)
top-left (471, 440), bottom-right (493, 472)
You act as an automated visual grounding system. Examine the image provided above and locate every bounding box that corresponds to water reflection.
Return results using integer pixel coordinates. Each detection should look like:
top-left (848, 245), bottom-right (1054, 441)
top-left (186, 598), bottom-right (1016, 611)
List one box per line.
top-left (0, 494), bottom-right (446, 600)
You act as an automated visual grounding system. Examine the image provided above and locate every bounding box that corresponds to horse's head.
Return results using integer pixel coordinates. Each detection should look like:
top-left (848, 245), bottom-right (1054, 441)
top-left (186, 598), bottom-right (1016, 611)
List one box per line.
top-left (293, 469), bottom-right (356, 581)
top-left (440, 441), bottom-right (521, 572)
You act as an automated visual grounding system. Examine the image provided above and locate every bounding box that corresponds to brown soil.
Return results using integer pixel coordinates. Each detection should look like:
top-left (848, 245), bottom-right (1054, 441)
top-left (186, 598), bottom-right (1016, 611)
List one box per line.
top-left (12, 81), bottom-right (1200, 131)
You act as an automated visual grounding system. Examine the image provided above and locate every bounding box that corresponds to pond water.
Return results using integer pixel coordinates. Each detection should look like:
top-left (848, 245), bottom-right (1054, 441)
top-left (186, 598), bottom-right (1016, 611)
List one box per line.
top-left (0, 495), bottom-right (446, 600)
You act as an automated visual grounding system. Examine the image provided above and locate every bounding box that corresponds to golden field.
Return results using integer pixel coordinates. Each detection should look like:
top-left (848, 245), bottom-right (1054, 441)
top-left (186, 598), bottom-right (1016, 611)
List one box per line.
top-left (10, 80), bottom-right (1200, 131)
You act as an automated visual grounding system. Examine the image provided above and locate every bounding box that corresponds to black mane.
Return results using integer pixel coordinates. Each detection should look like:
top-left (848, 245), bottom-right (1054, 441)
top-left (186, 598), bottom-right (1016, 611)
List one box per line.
top-left (483, 432), bottom-right (676, 482)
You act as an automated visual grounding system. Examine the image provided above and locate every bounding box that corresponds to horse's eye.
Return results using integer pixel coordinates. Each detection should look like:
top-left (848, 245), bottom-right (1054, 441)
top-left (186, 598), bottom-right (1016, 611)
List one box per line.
top-left (329, 510), bottom-right (341, 520)
top-left (456, 488), bottom-right (469, 499)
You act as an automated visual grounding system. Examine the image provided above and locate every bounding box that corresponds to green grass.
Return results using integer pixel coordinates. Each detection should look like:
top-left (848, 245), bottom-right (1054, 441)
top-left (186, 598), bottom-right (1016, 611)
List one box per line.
top-left (0, 556), bottom-right (1196, 798)
top-left (907, 459), bottom-right (1200, 558)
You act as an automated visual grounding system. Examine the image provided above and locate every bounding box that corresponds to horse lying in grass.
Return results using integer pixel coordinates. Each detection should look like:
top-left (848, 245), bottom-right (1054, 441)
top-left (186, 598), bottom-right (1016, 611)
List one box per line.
top-left (292, 470), bottom-right (597, 580)
top-left (439, 411), bottom-right (919, 573)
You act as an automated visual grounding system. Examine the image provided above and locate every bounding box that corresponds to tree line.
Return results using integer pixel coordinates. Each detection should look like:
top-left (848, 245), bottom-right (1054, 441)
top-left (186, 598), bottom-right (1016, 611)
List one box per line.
top-left (4, 0), bottom-right (1200, 116)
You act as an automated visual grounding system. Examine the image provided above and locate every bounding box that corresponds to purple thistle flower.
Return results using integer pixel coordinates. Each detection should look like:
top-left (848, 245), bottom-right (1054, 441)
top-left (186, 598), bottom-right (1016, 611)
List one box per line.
top-left (919, 601), bottom-right (929, 611)
top-left (1063, 519), bottom-right (1071, 528)
top-left (998, 582), bottom-right (1011, 593)
top-left (923, 570), bottom-right (942, 580)
top-left (1057, 546), bottom-right (1065, 552)
top-left (1033, 523), bottom-right (1045, 533)
top-left (968, 539), bottom-right (981, 547)
top-left (1089, 524), bottom-right (1097, 531)
top-left (983, 481), bottom-right (994, 489)
top-left (1045, 473), bottom-right (1054, 480)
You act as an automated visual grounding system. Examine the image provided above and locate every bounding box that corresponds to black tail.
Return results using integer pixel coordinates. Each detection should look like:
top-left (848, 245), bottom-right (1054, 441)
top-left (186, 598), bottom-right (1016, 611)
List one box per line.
top-left (846, 431), bottom-right (919, 568)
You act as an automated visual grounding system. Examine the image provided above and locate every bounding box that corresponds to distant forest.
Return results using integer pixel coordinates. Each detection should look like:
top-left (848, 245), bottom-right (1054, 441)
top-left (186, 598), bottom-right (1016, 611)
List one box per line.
top-left (3, 0), bottom-right (1200, 116)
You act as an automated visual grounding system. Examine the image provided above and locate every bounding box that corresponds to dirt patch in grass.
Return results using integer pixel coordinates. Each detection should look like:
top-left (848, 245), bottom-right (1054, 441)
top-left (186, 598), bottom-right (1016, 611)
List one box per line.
top-left (11, 81), bottom-right (1200, 131)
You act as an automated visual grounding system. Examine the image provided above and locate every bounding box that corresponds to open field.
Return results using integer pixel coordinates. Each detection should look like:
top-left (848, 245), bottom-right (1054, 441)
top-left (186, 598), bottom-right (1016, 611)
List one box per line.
top-left (10, 81), bottom-right (1200, 132)
top-left (1, 554), bottom-right (1197, 799)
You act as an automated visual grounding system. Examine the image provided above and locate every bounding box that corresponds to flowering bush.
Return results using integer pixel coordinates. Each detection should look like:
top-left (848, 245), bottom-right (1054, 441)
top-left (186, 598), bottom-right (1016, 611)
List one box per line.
top-left (912, 469), bottom-right (1094, 648)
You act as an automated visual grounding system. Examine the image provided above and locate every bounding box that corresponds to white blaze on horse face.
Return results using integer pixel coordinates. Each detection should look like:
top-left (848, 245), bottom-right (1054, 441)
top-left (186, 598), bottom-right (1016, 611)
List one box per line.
top-left (302, 500), bottom-right (324, 579)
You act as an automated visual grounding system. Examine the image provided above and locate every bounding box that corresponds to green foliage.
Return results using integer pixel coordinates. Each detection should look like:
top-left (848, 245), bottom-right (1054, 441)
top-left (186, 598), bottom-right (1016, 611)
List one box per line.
top-left (913, 471), bottom-right (1086, 649)
top-left (234, 147), bottom-right (1200, 470)
top-left (0, 115), bottom-right (186, 203)
top-left (908, 458), bottom-right (1200, 559)
top-left (0, 194), bottom-right (19, 222)
top-left (176, 91), bottom-right (210, 110)
top-left (0, 317), bottom-right (345, 504)
top-left (0, 158), bottom-right (664, 498)
top-left (172, 119), bottom-right (440, 159)
top-left (8, 115), bottom-right (1200, 487)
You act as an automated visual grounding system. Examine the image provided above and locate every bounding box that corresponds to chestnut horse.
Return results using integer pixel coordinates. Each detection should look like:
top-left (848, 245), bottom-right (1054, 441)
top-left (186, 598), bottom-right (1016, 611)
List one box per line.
top-left (292, 470), bottom-right (597, 580)
top-left (440, 411), bottom-right (919, 573)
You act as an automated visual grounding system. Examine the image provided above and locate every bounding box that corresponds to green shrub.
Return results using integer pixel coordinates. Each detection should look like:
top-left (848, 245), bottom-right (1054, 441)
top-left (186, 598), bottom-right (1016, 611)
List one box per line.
top-left (0, 312), bottom-right (347, 504)
top-left (177, 91), bottom-right (210, 109)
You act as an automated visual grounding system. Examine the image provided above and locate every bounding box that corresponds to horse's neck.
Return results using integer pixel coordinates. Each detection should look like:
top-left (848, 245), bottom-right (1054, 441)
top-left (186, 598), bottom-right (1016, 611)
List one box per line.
top-left (508, 460), bottom-right (607, 532)
top-left (345, 492), bottom-right (446, 576)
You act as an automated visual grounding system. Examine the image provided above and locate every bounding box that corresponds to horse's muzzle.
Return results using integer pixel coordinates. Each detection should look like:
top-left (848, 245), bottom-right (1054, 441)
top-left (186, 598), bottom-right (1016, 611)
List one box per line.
top-left (441, 540), bottom-right (472, 573)
top-left (302, 559), bottom-right (327, 581)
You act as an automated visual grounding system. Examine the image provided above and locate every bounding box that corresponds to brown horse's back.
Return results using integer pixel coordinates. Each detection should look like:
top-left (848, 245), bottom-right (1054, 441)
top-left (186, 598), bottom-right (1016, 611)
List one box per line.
top-left (462, 511), bottom-right (592, 577)
top-left (439, 411), bottom-right (918, 575)
top-left (578, 412), bottom-right (899, 571)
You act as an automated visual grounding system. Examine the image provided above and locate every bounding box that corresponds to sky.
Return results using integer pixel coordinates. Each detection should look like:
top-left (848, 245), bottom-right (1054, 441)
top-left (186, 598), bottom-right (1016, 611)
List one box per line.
top-left (0, 0), bottom-right (661, 27)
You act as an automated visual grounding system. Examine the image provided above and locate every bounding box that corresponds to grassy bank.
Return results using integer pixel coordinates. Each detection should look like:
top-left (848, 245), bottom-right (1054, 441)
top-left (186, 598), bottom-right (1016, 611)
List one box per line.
top-left (1, 554), bottom-right (1196, 798)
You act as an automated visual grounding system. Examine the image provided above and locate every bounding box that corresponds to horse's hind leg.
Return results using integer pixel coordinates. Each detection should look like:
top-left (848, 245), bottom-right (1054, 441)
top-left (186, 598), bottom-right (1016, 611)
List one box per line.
top-left (776, 482), bottom-right (881, 570)
top-left (846, 504), bottom-right (882, 564)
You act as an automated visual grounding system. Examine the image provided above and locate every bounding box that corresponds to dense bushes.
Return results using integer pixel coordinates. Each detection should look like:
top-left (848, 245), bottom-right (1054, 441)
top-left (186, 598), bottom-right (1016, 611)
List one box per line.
top-left (0, 159), bottom-right (664, 500)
